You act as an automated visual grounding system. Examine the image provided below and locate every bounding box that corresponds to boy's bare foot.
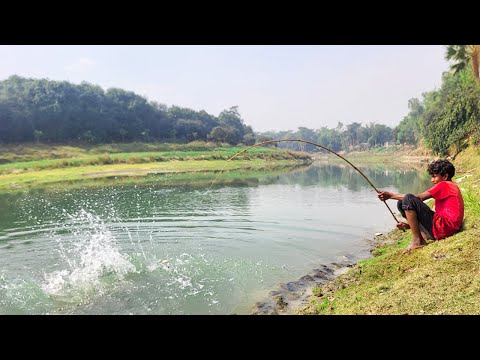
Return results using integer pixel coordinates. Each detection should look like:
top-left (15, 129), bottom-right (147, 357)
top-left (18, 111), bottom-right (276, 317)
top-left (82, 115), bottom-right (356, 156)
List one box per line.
top-left (402, 242), bottom-right (426, 254)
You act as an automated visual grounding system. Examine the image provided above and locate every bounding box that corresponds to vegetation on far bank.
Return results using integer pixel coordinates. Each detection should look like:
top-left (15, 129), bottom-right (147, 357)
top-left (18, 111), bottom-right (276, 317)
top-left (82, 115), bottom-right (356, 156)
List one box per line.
top-left (0, 142), bottom-right (310, 174)
top-left (1, 162), bottom-right (310, 195)
top-left (0, 159), bottom-right (311, 192)
top-left (0, 142), bottom-right (312, 191)
top-left (296, 145), bottom-right (480, 315)
top-left (0, 141), bottom-right (278, 163)
top-left (317, 143), bottom-right (434, 167)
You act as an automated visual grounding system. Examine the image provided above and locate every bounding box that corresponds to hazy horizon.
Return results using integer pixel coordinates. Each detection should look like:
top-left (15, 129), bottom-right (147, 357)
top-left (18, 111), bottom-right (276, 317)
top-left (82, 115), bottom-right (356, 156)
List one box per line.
top-left (0, 45), bottom-right (450, 133)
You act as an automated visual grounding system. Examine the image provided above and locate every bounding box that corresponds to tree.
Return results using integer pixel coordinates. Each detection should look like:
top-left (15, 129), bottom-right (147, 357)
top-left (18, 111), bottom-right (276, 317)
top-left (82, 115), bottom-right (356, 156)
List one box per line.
top-left (345, 122), bottom-right (362, 149)
top-left (367, 124), bottom-right (393, 147)
top-left (174, 119), bottom-right (206, 142)
top-left (242, 133), bottom-right (256, 145)
top-left (33, 130), bottom-right (43, 144)
top-left (218, 106), bottom-right (246, 144)
top-left (445, 45), bottom-right (480, 80)
top-left (81, 130), bottom-right (95, 143)
top-left (317, 127), bottom-right (342, 152)
top-left (141, 129), bottom-right (150, 142)
top-left (394, 98), bottom-right (425, 145)
top-left (207, 126), bottom-right (228, 143)
top-left (421, 70), bottom-right (480, 155)
top-left (119, 128), bottom-right (127, 142)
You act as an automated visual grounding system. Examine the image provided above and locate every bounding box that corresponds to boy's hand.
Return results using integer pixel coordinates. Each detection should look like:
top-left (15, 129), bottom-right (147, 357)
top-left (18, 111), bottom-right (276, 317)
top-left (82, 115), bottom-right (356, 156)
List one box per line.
top-left (396, 222), bottom-right (410, 231)
top-left (378, 191), bottom-right (392, 201)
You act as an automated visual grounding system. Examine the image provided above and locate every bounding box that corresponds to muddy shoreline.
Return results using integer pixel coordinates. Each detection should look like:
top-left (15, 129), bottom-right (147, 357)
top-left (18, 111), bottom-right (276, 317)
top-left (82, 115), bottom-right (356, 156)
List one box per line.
top-left (251, 234), bottom-right (388, 315)
top-left (251, 262), bottom-right (353, 315)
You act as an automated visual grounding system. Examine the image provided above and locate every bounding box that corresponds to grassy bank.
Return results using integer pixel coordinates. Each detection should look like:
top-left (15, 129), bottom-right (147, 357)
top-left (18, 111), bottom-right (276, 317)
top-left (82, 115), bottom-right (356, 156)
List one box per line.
top-left (316, 144), bottom-right (434, 167)
top-left (0, 142), bottom-right (312, 192)
top-left (296, 145), bottom-right (480, 315)
top-left (0, 143), bottom-right (309, 174)
top-left (2, 163), bottom-right (310, 194)
top-left (0, 141), bottom-right (247, 163)
top-left (0, 159), bottom-right (311, 192)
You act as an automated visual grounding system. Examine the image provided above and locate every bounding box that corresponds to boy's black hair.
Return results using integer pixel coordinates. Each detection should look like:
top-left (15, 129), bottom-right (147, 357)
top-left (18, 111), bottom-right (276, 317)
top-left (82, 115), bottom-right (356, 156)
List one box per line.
top-left (427, 159), bottom-right (455, 180)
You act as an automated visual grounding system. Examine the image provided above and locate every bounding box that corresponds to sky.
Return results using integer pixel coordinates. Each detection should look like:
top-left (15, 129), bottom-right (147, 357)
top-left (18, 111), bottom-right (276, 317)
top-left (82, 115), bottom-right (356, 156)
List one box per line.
top-left (0, 45), bottom-right (450, 133)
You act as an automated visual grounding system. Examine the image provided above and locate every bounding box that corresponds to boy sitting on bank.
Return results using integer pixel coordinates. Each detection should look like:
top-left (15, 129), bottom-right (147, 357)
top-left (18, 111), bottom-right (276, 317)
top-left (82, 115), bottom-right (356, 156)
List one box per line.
top-left (378, 159), bottom-right (464, 254)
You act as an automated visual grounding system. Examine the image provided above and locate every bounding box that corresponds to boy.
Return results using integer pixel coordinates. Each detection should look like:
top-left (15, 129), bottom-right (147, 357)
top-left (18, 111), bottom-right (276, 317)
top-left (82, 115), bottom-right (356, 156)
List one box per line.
top-left (378, 159), bottom-right (464, 254)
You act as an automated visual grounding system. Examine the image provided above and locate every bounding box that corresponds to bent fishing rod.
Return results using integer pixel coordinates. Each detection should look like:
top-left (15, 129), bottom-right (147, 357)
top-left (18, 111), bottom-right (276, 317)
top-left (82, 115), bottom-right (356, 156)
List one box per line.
top-left (221, 139), bottom-right (400, 225)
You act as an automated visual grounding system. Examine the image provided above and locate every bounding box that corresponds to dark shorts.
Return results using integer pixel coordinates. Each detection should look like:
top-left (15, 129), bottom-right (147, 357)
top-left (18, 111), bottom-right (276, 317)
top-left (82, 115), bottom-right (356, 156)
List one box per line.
top-left (397, 194), bottom-right (435, 240)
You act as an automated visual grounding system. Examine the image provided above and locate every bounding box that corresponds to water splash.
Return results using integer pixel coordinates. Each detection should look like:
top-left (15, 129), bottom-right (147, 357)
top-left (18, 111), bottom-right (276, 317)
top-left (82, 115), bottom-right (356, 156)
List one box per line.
top-left (0, 272), bottom-right (52, 314)
top-left (42, 209), bottom-right (136, 299)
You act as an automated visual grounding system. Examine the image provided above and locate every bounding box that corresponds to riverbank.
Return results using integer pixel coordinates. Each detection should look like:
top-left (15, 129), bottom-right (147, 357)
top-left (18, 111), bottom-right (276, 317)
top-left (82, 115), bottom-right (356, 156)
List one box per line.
top-left (288, 145), bottom-right (480, 315)
top-left (0, 142), bottom-right (312, 192)
top-left (313, 144), bottom-right (434, 166)
top-left (0, 159), bottom-right (312, 192)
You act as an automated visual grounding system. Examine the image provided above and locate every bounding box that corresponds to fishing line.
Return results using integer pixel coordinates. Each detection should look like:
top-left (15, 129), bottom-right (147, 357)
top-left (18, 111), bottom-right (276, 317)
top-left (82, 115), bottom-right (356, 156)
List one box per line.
top-left (208, 139), bottom-right (400, 224)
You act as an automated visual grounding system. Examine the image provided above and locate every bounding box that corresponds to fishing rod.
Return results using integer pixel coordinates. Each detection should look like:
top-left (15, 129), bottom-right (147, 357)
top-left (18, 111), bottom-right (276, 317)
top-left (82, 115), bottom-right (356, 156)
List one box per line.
top-left (213, 139), bottom-right (400, 225)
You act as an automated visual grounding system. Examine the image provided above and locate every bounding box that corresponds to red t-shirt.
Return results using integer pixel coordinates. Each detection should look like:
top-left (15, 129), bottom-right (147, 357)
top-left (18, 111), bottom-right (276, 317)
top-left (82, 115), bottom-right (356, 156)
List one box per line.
top-left (427, 181), bottom-right (464, 239)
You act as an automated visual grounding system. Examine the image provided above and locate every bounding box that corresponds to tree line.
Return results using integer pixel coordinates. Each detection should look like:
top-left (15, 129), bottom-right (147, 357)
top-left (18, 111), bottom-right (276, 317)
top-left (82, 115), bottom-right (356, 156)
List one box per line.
top-left (1, 45), bottom-right (479, 156)
top-left (0, 75), bottom-right (255, 145)
top-left (0, 75), bottom-right (410, 153)
top-left (260, 45), bottom-right (480, 156)
top-left (257, 122), bottom-right (395, 153)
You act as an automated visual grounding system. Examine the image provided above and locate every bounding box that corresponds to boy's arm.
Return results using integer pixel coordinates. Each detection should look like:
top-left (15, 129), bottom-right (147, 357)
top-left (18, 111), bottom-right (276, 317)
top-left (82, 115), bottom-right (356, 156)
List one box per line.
top-left (415, 190), bottom-right (433, 201)
top-left (378, 190), bottom-right (432, 201)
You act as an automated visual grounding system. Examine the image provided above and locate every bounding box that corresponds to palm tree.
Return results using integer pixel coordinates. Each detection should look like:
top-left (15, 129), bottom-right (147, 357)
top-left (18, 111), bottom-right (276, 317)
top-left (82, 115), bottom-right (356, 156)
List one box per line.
top-left (445, 45), bottom-right (480, 80)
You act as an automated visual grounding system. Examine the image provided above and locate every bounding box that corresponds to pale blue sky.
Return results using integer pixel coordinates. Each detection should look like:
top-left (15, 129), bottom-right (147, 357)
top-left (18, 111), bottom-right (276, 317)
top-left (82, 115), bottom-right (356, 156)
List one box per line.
top-left (0, 45), bottom-right (449, 132)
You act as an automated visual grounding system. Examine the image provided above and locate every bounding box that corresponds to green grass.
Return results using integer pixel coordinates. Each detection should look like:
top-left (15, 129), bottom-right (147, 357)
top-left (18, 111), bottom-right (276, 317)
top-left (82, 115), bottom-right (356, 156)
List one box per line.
top-left (0, 141), bottom-right (279, 163)
top-left (0, 159), bottom-right (309, 192)
top-left (0, 142), bottom-right (312, 192)
top-left (296, 144), bottom-right (480, 315)
top-left (463, 188), bottom-right (480, 220)
top-left (0, 144), bottom-right (87, 163)
top-left (2, 164), bottom-right (306, 194)
top-left (0, 145), bottom-right (310, 175)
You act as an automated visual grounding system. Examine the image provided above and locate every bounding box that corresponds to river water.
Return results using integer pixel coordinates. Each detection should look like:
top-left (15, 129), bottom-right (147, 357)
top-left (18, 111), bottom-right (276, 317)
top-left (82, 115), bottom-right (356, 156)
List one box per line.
top-left (0, 162), bottom-right (430, 314)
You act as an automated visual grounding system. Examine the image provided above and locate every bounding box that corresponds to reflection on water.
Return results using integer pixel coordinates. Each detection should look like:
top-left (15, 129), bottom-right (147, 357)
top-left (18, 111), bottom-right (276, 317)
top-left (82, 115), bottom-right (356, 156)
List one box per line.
top-left (0, 162), bottom-right (431, 314)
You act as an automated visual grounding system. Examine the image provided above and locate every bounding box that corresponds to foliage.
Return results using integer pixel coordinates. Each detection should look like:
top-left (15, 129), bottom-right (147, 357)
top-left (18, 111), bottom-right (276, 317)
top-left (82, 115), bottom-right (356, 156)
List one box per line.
top-left (0, 143), bottom-right (310, 175)
top-left (395, 98), bottom-right (424, 146)
top-left (0, 76), bottom-right (254, 146)
top-left (421, 69), bottom-right (480, 155)
top-left (257, 122), bottom-right (395, 153)
top-left (445, 45), bottom-right (480, 80)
